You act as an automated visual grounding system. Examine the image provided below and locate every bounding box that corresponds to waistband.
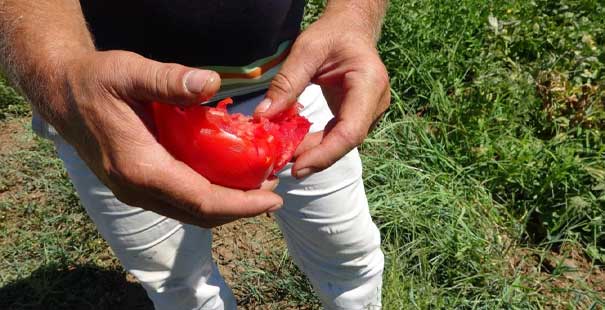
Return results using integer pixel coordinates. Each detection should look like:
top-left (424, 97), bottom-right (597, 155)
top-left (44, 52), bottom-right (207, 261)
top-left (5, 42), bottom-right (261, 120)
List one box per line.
top-left (200, 40), bottom-right (291, 102)
top-left (32, 41), bottom-right (291, 140)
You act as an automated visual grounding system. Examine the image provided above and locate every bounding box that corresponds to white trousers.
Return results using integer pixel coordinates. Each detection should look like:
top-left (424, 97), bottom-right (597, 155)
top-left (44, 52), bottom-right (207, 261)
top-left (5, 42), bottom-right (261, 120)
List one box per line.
top-left (50, 85), bottom-right (384, 310)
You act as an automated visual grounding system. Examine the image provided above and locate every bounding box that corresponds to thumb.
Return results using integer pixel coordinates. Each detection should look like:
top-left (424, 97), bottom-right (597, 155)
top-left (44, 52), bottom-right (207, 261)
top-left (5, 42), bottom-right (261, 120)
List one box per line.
top-left (254, 42), bottom-right (323, 117)
top-left (120, 54), bottom-right (221, 106)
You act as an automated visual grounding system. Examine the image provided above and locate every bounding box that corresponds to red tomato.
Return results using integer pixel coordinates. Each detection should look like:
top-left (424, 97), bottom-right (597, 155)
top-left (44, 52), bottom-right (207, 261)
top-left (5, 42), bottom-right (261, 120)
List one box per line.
top-left (151, 98), bottom-right (311, 190)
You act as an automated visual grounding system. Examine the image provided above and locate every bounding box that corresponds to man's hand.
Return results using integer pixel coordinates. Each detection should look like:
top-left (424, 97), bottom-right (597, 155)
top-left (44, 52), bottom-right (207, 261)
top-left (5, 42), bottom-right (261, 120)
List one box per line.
top-left (254, 1), bottom-right (391, 178)
top-left (54, 51), bottom-right (284, 228)
top-left (0, 1), bottom-right (282, 228)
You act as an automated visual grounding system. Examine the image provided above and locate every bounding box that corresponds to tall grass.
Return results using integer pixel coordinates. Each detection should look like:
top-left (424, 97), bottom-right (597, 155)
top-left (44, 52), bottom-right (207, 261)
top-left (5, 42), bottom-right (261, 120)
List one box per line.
top-left (369, 0), bottom-right (604, 307)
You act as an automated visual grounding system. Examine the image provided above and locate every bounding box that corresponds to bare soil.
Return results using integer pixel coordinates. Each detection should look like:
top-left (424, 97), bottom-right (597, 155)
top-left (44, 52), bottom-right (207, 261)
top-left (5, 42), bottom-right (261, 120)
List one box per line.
top-left (0, 117), bottom-right (30, 155)
top-left (506, 242), bottom-right (605, 308)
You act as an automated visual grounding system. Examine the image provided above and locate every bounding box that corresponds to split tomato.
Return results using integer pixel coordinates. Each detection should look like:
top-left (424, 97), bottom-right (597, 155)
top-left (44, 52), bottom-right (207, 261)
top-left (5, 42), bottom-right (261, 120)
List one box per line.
top-left (151, 98), bottom-right (311, 190)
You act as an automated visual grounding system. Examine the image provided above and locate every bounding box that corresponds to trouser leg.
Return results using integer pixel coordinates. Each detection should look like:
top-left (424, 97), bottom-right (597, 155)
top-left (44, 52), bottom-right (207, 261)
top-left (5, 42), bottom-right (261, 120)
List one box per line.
top-left (274, 86), bottom-right (384, 309)
top-left (49, 83), bottom-right (383, 309)
top-left (53, 138), bottom-right (236, 310)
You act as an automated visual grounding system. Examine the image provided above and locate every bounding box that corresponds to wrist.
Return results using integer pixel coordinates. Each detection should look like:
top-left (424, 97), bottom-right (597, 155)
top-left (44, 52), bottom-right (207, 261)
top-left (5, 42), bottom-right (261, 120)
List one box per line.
top-left (322, 0), bottom-right (388, 43)
top-left (26, 47), bottom-right (95, 132)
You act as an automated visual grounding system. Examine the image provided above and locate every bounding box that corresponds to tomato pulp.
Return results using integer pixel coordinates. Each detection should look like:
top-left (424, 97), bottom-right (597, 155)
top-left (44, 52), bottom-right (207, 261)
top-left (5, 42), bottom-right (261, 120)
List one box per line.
top-left (152, 98), bottom-right (311, 190)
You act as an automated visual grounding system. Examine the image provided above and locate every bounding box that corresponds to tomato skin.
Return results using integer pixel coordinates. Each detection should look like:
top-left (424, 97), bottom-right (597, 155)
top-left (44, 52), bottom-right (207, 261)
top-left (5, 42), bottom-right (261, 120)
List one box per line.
top-left (152, 98), bottom-right (310, 190)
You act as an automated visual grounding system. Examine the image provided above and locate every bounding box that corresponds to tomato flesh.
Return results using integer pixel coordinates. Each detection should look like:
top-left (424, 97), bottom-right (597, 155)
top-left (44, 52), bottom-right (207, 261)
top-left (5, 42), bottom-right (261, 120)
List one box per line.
top-left (152, 98), bottom-right (311, 190)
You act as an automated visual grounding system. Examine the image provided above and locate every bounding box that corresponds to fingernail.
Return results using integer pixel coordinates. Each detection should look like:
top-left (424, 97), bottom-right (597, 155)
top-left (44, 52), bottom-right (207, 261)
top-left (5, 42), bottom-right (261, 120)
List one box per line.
top-left (268, 203), bottom-right (282, 212)
top-left (295, 168), bottom-right (313, 179)
top-left (256, 98), bottom-right (272, 113)
top-left (185, 70), bottom-right (211, 93)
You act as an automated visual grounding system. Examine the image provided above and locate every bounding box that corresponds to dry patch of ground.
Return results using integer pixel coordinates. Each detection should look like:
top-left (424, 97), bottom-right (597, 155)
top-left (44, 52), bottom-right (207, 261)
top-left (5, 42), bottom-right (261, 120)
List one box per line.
top-left (506, 242), bottom-right (605, 308)
top-left (0, 117), bottom-right (30, 155)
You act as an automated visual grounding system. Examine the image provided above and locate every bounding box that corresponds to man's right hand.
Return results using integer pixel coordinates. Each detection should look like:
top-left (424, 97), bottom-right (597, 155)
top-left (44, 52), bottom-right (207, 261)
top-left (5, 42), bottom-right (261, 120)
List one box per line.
top-left (53, 51), bottom-right (283, 228)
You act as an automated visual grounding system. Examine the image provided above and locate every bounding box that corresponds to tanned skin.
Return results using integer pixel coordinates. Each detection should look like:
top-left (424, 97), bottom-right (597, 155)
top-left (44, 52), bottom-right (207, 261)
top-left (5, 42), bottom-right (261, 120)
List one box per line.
top-left (256, 0), bottom-right (391, 179)
top-left (0, 0), bottom-right (389, 228)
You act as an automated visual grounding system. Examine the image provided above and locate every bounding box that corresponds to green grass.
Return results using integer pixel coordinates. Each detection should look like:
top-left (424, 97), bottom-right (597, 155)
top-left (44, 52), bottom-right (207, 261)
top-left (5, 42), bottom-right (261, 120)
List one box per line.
top-left (368, 0), bottom-right (605, 308)
top-left (0, 119), bottom-right (143, 308)
top-left (2, 0), bottom-right (605, 309)
top-left (0, 74), bottom-right (29, 120)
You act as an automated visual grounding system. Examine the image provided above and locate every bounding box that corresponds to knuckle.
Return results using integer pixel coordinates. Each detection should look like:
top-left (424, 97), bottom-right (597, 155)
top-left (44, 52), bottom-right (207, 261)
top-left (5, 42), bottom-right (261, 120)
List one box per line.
top-left (382, 90), bottom-right (392, 110)
top-left (155, 64), bottom-right (182, 97)
top-left (104, 159), bottom-right (145, 189)
top-left (334, 127), bottom-right (365, 148)
top-left (96, 51), bottom-right (144, 92)
top-left (148, 66), bottom-right (166, 98)
top-left (271, 72), bottom-right (295, 96)
top-left (104, 161), bottom-right (129, 185)
top-left (367, 61), bottom-right (390, 87)
top-left (378, 68), bottom-right (390, 89)
top-left (317, 157), bottom-right (337, 170)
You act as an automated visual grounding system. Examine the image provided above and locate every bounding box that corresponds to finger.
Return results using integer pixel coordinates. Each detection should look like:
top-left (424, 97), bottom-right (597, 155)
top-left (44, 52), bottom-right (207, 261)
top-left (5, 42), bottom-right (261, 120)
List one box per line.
top-left (291, 121), bottom-right (363, 179)
top-left (115, 52), bottom-right (221, 106)
top-left (202, 184), bottom-right (284, 218)
top-left (130, 149), bottom-right (283, 221)
top-left (254, 40), bottom-right (324, 117)
top-left (292, 72), bottom-right (384, 178)
top-left (129, 194), bottom-right (238, 228)
top-left (292, 131), bottom-right (324, 159)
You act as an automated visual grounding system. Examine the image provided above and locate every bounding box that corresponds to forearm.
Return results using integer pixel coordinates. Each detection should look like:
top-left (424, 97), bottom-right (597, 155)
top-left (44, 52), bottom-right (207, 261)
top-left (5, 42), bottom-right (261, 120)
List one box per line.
top-left (0, 0), bottom-right (94, 122)
top-left (324, 0), bottom-right (389, 43)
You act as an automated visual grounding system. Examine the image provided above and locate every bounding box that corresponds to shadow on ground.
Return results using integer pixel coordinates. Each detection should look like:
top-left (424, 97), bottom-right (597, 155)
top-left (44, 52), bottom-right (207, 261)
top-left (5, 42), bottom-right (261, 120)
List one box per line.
top-left (0, 263), bottom-right (153, 310)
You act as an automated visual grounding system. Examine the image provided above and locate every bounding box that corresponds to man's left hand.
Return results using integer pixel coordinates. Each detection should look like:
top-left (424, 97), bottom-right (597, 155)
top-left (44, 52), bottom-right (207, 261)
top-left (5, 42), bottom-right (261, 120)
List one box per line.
top-left (254, 4), bottom-right (391, 179)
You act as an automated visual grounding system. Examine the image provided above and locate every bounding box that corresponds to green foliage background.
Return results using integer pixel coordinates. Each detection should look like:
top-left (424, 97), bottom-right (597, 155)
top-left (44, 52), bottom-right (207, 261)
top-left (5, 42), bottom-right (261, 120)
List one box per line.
top-left (366, 0), bottom-right (605, 307)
